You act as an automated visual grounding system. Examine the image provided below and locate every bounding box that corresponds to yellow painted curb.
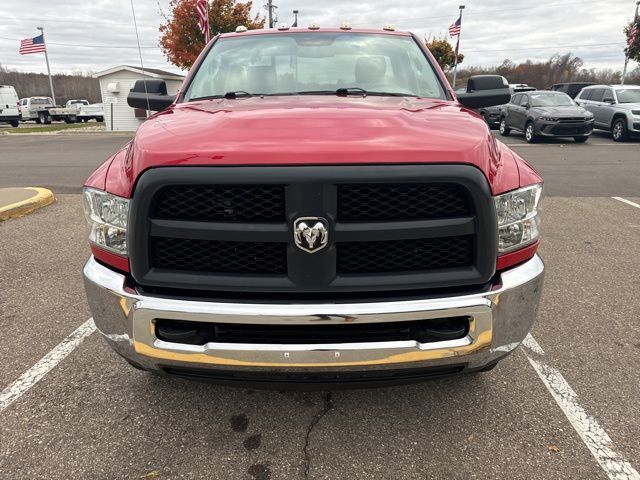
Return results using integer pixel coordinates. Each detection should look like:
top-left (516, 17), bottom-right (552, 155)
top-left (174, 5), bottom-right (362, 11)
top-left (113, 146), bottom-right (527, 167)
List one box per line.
top-left (0, 187), bottom-right (56, 221)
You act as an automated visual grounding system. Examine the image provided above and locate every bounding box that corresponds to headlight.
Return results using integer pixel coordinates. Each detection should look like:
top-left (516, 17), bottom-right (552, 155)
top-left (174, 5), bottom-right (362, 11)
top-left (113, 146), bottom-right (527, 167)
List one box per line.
top-left (539, 117), bottom-right (558, 122)
top-left (494, 184), bottom-right (543, 254)
top-left (632, 110), bottom-right (640, 116)
top-left (82, 187), bottom-right (130, 255)
top-left (585, 112), bottom-right (594, 119)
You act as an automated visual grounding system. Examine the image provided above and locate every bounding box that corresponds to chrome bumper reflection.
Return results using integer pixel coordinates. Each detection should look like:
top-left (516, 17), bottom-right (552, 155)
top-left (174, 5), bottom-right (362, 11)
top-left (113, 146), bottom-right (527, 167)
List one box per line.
top-left (83, 255), bottom-right (544, 372)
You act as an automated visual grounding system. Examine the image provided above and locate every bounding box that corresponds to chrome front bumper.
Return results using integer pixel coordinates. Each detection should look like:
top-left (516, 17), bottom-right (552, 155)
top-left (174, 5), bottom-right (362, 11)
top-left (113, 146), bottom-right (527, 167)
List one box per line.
top-left (83, 255), bottom-right (544, 377)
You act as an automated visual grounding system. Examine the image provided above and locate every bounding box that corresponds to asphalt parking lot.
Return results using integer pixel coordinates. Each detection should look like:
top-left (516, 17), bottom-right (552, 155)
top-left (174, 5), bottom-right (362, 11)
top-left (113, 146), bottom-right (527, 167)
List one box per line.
top-left (1, 132), bottom-right (639, 479)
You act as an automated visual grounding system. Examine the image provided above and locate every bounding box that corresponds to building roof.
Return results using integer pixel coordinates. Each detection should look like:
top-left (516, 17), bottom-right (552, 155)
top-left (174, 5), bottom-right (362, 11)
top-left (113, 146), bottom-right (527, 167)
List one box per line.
top-left (93, 65), bottom-right (184, 80)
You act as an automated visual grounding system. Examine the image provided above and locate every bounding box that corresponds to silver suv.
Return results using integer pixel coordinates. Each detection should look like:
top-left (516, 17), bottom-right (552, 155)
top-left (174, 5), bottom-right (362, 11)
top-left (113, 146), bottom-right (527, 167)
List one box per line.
top-left (575, 85), bottom-right (640, 141)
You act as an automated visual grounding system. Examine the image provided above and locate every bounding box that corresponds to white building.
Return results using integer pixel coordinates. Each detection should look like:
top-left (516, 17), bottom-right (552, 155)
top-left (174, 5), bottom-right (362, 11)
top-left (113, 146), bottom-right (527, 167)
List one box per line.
top-left (93, 65), bottom-right (184, 132)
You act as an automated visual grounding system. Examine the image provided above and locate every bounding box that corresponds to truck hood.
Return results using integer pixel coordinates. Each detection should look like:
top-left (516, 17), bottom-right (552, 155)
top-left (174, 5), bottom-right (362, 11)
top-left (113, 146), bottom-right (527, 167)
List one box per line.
top-left (110, 96), bottom-right (521, 196)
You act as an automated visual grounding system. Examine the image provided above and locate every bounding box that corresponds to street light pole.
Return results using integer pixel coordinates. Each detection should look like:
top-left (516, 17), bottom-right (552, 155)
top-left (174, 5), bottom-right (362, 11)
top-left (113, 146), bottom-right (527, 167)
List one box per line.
top-left (293, 10), bottom-right (299, 27)
top-left (37, 27), bottom-right (56, 106)
top-left (622, 1), bottom-right (640, 86)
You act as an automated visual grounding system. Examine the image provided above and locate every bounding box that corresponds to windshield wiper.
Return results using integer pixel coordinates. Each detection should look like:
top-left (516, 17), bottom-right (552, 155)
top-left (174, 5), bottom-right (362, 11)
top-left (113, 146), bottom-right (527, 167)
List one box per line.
top-left (295, 89), bottom-right (418, 98)
top-left (188, 91), bottom-right (262, 102)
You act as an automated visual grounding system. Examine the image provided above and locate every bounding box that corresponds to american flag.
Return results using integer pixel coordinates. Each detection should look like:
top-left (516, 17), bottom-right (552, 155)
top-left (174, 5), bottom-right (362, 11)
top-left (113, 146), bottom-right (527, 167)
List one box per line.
top-left (197, 0), bottom-right (210, 44)
top-left (19, 34), bottom-right (46, 55)
top-left (449, 15), bottom-right (461, 37)
top-left (629, 21), bottom-right (638, 47)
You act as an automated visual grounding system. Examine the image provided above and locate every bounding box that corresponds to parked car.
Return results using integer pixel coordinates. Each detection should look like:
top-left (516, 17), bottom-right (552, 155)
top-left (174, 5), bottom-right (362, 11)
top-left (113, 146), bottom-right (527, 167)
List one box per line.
top-left (0, 85), bottom-right (20, 127)
top-left (551, 82), bottom-right (596, 99)
top-left (499, 90), bottom-right (594, 143)
top-left (575, 84), bottom-right (640, 141)
top-left (66, 99), bottom-right (105, 122)
top-left (19, 96), bottom-right (79, 124)
top-left (480, 84), bottom-right (536, 129)
top-left (82, 27), bottom-right (544, 387)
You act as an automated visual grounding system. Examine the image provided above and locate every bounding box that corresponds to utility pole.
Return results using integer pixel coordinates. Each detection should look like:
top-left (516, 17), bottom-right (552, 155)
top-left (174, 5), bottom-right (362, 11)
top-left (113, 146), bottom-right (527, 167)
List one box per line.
top-left (622, 1), bottom-right (640, 85)
top-left (451, 5), bottom-right (465, 89)
top-left (36, 27), bottom-right (56, 106)
top-left (266, 0), bottom-right (278, 28)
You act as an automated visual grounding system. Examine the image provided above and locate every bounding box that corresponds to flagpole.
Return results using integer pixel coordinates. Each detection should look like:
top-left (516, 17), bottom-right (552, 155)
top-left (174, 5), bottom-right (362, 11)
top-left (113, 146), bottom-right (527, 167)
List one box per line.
top-left (622, 1), bottom-right (640, 86)
top-left (451, 5), bottom-right (465, 89)
top-left (36, 27), bottom-right (56, 106)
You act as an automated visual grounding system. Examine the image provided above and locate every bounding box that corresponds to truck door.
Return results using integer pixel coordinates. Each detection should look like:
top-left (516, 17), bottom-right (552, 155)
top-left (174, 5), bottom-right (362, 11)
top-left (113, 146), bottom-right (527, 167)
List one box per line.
top-left (20, 99), bottom-right (29, 119)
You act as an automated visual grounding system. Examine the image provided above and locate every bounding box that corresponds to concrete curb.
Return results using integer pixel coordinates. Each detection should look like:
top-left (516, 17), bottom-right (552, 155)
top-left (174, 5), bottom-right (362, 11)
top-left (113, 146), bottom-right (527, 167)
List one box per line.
top-left (0, 187), bottom-right (56, 221)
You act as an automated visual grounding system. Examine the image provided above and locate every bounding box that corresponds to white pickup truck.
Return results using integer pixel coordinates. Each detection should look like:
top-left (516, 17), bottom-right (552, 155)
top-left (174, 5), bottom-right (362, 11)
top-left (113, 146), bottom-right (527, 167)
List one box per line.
top-left (19, 97), bottom-right (80, 124)
top-left (66, 99), bottom-right (104, 122)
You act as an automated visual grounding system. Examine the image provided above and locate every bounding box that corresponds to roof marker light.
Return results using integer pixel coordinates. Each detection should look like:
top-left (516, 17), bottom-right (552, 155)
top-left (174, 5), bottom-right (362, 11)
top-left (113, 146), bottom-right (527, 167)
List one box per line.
top-left (278, 23), bottom-right (290, 31)
top-left (308, 21), bottom-right (320, 30)
top-left (235, 26), bottom-right (248, 33)
top-left (383, 24), bottom-right (395, 31)
top-left (340, 21), bottom-right (352, 30)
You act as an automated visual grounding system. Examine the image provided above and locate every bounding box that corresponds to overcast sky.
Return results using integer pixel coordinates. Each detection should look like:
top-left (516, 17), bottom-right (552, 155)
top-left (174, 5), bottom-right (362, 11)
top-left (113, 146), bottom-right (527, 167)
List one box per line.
top-left (0, 0), bottom-right (637, 75)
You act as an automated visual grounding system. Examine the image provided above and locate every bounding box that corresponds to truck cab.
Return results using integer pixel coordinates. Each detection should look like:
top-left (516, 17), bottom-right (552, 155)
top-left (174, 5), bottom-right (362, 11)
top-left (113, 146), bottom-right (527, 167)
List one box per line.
top-left (83, 27), bottom-right (544, 387)
top-left (19, 96), bottom-right (55, 123)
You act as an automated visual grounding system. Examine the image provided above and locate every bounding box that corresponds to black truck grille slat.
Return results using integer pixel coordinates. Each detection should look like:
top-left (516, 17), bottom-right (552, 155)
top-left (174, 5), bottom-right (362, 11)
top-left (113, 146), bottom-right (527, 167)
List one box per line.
top-left (152, 238), bottom-right (287, 274)
top-left (337, 236), bottom-right (473, 273)
top-left (338, 183), bottom-right (470, 221)
top-left (154, 185), bottom-right (285, 221)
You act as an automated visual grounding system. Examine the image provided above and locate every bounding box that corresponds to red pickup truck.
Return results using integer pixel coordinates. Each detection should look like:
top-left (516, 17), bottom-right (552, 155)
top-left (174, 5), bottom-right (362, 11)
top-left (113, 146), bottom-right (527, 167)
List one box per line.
top-left (82, 27), bottom-right (544, 387)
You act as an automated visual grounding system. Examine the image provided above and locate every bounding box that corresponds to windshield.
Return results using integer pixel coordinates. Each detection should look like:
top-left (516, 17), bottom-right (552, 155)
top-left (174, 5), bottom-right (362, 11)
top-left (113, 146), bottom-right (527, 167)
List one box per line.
top-left (530, 92), bottom-right (574, 107)
top-left (615, 88), bottom-right (640, 103)
top-left (184, 33), bottom-right (447, 101)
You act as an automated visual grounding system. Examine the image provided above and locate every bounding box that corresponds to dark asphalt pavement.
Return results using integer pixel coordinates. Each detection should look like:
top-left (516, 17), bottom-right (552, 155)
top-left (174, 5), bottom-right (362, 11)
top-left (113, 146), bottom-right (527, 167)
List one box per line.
top-left (0, 135), bottom-right (133, 193)
top-left (1, 134), bottom-right (639, 479)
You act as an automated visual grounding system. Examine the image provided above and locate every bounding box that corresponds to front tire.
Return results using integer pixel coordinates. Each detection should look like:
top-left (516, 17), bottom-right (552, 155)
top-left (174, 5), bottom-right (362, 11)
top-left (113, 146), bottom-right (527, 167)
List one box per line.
top-left (499, 118), bottom-right (511, 136)
top-left (612, 118), bottom-right (628, 142)
top-left (525, 121), bottom-right (537, 143)
top-left (574, 136), bottom-right (588, 143)
top-left (96, 116), bottom-right (104, 123)
top-left (10, 120), bottom-right (19, 128)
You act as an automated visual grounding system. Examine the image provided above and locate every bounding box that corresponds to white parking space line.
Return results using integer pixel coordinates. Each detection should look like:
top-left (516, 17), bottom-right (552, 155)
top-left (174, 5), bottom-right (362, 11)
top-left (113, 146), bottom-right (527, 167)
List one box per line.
top-left (522, 335), bottom-right (640, 480)
top-left (612, 197), bottom-right (640, 209)
top-left (0, 318), bottom-right (96, 414)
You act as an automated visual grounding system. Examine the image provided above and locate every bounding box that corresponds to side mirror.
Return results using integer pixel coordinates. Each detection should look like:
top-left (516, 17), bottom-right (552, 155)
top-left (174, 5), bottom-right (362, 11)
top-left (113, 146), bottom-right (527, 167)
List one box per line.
top-left (127, 79), bottom-right (175, 112)
top-left (603, 97), bottom-right (615, 104)
top-left (457, 75), bottom-right (512, 109)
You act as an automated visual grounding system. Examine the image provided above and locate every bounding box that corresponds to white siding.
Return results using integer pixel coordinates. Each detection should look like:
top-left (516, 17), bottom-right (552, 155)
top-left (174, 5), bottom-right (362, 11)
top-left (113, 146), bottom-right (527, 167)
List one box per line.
top-left (98, 71), bottom-right (183, 132)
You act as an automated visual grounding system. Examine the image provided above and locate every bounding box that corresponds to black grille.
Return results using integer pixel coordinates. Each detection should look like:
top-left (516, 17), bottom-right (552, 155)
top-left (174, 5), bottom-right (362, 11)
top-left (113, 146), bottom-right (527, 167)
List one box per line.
top-left (130, 166), bottom-right (496, 295)
top-left (558, 117), bottom-right (586, 123)
top-left (152, 238), bottom-right (286, 274)
top-left (154, 185), bottom-right (285, 221)
top-left (338, 184), bottom-right (469, 221)
top-left (551, 125), bottom-right (590, 135)
top-left (338, 236), bottom-right (473, 273)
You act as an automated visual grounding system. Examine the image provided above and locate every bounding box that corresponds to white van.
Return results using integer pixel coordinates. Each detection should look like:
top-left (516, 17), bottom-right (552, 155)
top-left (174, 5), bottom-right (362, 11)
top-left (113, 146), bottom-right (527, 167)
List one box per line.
top-left (0, 85), bottom-right (21, 127)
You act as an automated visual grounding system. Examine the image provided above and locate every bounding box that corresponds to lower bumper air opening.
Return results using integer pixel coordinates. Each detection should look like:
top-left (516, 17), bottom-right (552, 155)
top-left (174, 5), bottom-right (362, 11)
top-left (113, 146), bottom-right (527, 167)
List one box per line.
top-left (160, 364), bottom-right (466, 387)
top-left (155, 317), bottom-right (471, 346)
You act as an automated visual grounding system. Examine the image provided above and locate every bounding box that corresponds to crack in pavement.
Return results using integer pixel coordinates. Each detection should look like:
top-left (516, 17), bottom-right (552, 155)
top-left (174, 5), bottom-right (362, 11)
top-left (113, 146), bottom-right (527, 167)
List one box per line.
top-left (302, 392), bottom-right (334, 480)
